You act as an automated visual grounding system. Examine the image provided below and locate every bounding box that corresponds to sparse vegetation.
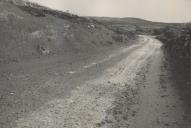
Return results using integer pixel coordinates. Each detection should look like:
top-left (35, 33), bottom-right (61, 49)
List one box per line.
top-left (156, 24), bottom-right (191, 58)
top-left (0, 0), bottom-right (136, 64)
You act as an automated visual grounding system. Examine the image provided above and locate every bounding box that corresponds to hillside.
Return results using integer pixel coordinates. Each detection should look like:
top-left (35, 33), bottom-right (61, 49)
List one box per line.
top-left (0, 0), bottom-right (135, 64)
top-left (93, 17), bottom-right (179, 34)
top-left (156, 24), bottom-right (191, 57)
top-left (2, 1), bottom-right (191, 128)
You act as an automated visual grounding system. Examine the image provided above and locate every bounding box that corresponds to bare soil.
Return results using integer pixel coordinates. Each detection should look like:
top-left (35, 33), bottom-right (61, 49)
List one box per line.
top-left (1, 36), bottom-right (191, 128)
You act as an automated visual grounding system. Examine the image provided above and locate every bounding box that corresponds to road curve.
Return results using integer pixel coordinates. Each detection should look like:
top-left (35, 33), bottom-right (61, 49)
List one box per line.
top-left (12, 35), bottom-right (162, 128)
top-left (2, 36), bottom-right (188, 128)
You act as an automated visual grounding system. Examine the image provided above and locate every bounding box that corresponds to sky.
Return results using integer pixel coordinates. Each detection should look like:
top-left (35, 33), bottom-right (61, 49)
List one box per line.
top-left (29, 0), bottom-right (191, 23)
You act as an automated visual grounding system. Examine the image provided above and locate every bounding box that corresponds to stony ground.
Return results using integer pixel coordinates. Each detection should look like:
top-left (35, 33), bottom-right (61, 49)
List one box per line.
top-left (1, 36), bottom-right (191, 128)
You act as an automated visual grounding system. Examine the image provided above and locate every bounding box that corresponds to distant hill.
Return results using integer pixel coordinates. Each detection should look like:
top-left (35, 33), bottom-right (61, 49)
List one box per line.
top-left (93, 17), bottom-right (180, 34)
top-left (93, 17), bottom-right (179, 26)
top-left (94, 17), bottom-right (157, 24)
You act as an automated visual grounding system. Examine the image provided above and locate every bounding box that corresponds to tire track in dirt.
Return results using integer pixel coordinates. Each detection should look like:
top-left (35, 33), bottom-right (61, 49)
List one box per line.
top-left (14, 36), bottom-right (161, 128)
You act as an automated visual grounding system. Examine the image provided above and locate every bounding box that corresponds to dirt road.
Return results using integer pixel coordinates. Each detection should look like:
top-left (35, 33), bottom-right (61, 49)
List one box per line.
top-left (1, 36), bottom-right (191, 128)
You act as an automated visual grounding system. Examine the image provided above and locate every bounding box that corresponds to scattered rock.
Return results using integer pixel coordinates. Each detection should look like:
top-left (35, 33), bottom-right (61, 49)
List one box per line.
top-left (88, 24), bottom-right (95, 29)
top-left (6, 73), bottom-right (14, 80)
top-left (108, 81), bottom-right (111, 84)
top-left (12, 58), bottom-right (20, 63)
top-left (161, 95), bottom-right (169, 98)
top-left (64, 24), bottom-right (71, 30)
top-left (38, 45), bottom-right (51, 55)
top-left (96, 121), bottom-right (105, 127)
top-left (164, 123), bottom-right (170, 126)
top-left (10, 92), bottom-right (14, 95)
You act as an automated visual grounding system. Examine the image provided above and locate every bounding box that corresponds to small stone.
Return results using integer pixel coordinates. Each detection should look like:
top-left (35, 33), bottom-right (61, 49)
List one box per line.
top-left (10, 92), bottom-right (14, 95)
